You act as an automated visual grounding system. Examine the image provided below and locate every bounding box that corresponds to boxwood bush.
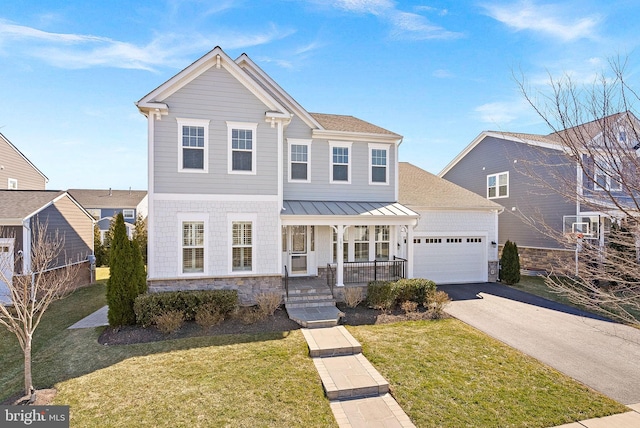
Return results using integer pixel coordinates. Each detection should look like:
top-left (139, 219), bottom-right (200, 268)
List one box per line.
top-left (134, 290), bottom-right (238, 327)
top-left (366, 278), bottom-right (437, 310)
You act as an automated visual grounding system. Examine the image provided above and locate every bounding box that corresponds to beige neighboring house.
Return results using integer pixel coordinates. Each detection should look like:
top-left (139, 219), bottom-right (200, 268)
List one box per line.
top-left (399, 162), bottom-right (504, 284)
top-left (67, 189), bottom-right (148, 243)
top-left (0, 132), bottom-right (48, 190)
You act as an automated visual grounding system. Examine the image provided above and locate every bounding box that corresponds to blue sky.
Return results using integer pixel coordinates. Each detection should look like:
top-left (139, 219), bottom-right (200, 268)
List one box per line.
top-left (1, 0), bottom-right (639, 190)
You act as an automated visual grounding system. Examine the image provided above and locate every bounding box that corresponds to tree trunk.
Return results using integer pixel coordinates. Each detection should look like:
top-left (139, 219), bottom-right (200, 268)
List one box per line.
top-left (24, 336), bottom-right (33, 395)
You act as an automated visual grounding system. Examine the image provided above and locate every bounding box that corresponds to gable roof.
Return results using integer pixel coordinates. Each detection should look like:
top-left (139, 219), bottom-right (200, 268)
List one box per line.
top-left (310, 113), bottom-right (400, 136)
top-left (0, 190), bottom-right (93, 225)
top-left (0, 133), bottom-right (49, 183)
top-left (67, 189), bottom-right (147, 209)
top-left (545, 111), bottom-right (639, 145)
top-left (400, 162), bottom-right (502, 211)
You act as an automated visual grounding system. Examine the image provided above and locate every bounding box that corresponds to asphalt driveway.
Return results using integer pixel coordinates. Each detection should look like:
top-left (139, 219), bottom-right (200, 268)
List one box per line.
top-left (439, 282), bottom-right (640, 405)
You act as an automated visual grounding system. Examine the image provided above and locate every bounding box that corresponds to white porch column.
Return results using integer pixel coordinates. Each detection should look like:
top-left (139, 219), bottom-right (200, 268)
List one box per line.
top-left (406, 224), bottom-right (414, 278)
top-left (336, 224), bottom-right (344, 287)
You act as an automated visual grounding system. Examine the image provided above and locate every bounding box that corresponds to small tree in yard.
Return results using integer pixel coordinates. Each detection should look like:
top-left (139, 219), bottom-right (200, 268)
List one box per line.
top-left (93, 224), bottom-right (108, 267)
top-left (133, 215), bottom-right (147, 265)
top-left (107, 213), bottom-right (146, 326)
top-left (0, 221), bottom-right (80, 398)
top-left (500, 241), bottom-right (521, 285)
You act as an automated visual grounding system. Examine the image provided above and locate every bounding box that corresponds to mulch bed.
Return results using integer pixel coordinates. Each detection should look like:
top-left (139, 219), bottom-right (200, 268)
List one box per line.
top-left (98, 304), bottom-right (440, 346)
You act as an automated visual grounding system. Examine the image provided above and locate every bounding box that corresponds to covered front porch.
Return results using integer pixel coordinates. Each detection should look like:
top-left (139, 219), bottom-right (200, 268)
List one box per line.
top-left (280, 200), bottom-right (419, 288)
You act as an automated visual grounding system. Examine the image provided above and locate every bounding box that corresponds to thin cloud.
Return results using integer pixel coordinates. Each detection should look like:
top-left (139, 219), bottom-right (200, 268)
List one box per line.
top-left (474, 99), bottom-right (531, 125)
top-left (482, 1), bottom-right (601, 42)
top-left (324, 0), bottom-right (462, 40)
top-left (433, 69), bottom-right (453, 78)
top-left (0, 19), bottom-right (294, 71)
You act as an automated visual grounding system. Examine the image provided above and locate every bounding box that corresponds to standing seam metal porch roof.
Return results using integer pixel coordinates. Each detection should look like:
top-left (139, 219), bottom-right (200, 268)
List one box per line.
top-left (281, 201), bottom-right (419, 217)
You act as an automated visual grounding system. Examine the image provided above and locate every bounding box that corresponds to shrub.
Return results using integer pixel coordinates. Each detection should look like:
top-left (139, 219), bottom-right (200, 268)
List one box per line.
top-left (234, 306), bottom-right (265, 324)
top-left (195, 303), bottom-right (225, 328)
top-left (500, 240), bottom-right (521, 285)
top-left (256, 292), bottom-right (282, 317)
top-left (392, 278), bottom-right (436, 305)
top-left (343, 287), bottom-right (365, 308)
top-left (154, 310), bottom-right (184, 334)
top-left (401, 300), bottom-right (418, 314)
top-left (425, 290), bottom-right (451, 319)
top-left (367, 281), bottom-right (395, 311)
top-left (134, 290), bottom-right (238, 327)
top-left (107, 213), bottom-right (139, 326)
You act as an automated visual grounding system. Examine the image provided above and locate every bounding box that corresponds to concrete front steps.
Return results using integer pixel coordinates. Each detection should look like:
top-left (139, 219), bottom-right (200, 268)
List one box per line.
top-left (301, 326), bottom-right (416, 428)
top-left (285, 279), bottom-right (344, 328)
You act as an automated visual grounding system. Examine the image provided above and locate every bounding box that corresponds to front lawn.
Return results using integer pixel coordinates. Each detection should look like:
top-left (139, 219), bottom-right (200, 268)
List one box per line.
top-left (0, 283), bottom-right (628, 427)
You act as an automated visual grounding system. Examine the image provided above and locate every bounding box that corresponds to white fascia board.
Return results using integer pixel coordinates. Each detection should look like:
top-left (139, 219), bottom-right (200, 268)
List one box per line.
top-left (236, 54), bottom-right (322, 130)
top-left (136, 47), bottom-right (288, 115)
top-left (281, 215), bottom-right (419, 226)
top-left (410, 206), bottom-right (504, 212)
top-left (312, 129), bottom-right (402, 144)
top-left (438, 131), bottom-right (565, 177)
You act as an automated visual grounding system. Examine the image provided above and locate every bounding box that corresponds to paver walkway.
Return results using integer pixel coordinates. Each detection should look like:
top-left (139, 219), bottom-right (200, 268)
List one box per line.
top-left (301, 326), bottom-right (415, 428)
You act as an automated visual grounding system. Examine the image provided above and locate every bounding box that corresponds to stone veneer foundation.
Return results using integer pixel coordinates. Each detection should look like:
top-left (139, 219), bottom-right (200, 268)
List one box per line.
top-left (499, 245), bottom-right (574, 274)
top-left (147, 275), bottom-right (283, 306)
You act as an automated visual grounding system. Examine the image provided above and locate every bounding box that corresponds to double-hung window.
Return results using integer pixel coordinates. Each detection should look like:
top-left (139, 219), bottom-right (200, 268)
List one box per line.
top-left (354, 225), bottom-right (369, 262)
top-left (289, 139), bottom-right (311, 182)
top-left (7, 178), bottom-right (17, 190)
top-left (227, 122), bottom-right (257, 174)
top-left (369, 144), bottom-right (389, 184)
top-left (375, 225), bottom-right (390, 261)
top-left (177, 118), bottom-right (209, 172)
top-left (123, 209), bottom-right (135, 220)
top-left (232, 221), bottom-right (253, 271)
top-left (487, 172), bottom-right (508, 199)
top-left (595, 163), bottom-right (622, 191)
top-left (182, 221), bottom-right (204, 274)
top-left (330, 142), bottom-right (352, 183)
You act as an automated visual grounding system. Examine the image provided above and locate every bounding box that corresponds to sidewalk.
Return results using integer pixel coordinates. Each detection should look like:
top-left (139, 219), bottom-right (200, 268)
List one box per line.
top-left (68, 305), bottom-right (108, 329)
top-left (553, 403), bottom-right (640, 427)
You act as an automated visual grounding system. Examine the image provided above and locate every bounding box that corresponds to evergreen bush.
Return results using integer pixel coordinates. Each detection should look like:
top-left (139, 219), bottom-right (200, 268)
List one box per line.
top-left (500, 240), bottom-right (521, 285)
top-left (107, 213), bottom-right (139, 326)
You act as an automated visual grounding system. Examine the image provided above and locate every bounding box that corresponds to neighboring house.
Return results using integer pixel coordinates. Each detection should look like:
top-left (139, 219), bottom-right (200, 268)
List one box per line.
top-left (0, 133), bottom-right (48, 190)
top-left (68, 189), bottom-right (148, 243)
top-left (136, 46), bottom-right (426, 305)
top-left (0, 190), bottom-right (95, 304)
top-left (399, 162), bottom-right (503, 284)
top-left (440, 112), bottom-right (640, 272)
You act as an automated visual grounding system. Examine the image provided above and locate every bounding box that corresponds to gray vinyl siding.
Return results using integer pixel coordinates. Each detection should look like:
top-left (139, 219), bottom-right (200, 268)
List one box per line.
top-left (0, 140), bottom-right (46, 190)
top-left (31, 196), bottom-right (93, 268)
top-left (153, 66), bottom-right (278, 195)
top-left (443, 136), bottom-right (575, 249)
top-left (283, 116), bottom-right (397, 202)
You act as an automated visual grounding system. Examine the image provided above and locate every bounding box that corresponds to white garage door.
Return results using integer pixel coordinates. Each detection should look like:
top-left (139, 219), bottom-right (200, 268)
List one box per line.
top-left (413, 236), bottom-right (486, 284)
top-left (0, 239), bottom-right (14, 305)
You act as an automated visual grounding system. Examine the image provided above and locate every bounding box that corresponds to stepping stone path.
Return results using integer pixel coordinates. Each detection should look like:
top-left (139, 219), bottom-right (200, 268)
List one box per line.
top-left (301, 326), bottom-right (415, 428)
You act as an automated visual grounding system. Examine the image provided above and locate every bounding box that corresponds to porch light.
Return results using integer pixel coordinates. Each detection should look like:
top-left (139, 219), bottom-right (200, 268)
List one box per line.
top-left (491, 241), bottom-right (497, 247)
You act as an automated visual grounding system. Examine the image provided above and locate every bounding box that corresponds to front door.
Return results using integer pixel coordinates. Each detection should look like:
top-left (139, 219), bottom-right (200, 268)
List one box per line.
top-left (289, 226), bottom-right (308, 275)
top-left (0, 238), bottom-right (14, 305)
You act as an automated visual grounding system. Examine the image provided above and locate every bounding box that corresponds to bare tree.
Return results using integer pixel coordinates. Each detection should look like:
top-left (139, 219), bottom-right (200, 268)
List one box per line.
top-left (517, 58), bottom-right (640, 327)
top-left (0, 221), bottom-right (79, 399)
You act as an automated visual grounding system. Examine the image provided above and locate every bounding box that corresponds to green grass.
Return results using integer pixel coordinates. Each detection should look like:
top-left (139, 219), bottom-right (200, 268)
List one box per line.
top-left (510, 275), bottom-right (578, 307)
top-left (1, 282), bottom-right (628, 427)
top-left (348, 320), bottom-right (628, 428)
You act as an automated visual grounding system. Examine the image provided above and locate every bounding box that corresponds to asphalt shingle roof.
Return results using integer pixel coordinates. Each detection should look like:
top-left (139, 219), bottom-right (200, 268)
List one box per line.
top-left (67, 189), bottom-right (147, 209)
top-left (0, 190), bottom-right (65, 220)
top-left (310, 113), bottom-right (400, 136)
top-left (399, 162), bottom-right (502, 210)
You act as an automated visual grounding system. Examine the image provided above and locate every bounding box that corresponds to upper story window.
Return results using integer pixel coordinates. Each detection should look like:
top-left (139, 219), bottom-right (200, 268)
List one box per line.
top-left (595, 166), bottom-right (622, 191)
top-left (227, 122), bottom-right (257, 174)
top-left (369, 144), bottom-right (389, 184)
top-left (288, 139), bottom-right (311, 182)
top-left (87, 208), bottom-right (101, 219)
top-left (330, 141), bottom-right (352, 184)
top-left (177, 118), bottom-right (209, 173)
top-left (487, 172), bottom-right (508, 199)
top-left (123, 209), bottom-right (135, 219)
top-left (7, 178), bottom-right (17, 190)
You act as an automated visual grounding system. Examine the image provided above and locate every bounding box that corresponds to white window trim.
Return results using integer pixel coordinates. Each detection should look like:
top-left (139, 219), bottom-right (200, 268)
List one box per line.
top-left (288, 138), bottom-right (312, 183)
top-left (177, 118), bottom-right (209, 173)
top-left (123, 209), bottom-right (135, 219)
top-left (368, 143), bottom-right (389, 185)
top-left (177, 213), bottom-right (209, 277)
top-left (329, 141), bottom-right (352, 184)
top-left (487, 171), bottom-right (509, 199)
top-left (8, 178), bottom-right (17, 190)
top-left (227, 121), bottom-right (258, 175)
top-left (227, 213), bottom-right (257, 274)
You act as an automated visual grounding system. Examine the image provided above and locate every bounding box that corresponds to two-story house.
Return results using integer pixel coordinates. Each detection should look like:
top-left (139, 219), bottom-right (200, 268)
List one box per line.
top-left (68, 189), bottom-right (148, 243)
top-left (440, 112), bottom-right (640, 273)
top-left (136, 46), bottom-right (423, 305)
top-left (0, 132), bottom-right (48, 190)
top-left (137, 46), bottom-right (504, 306)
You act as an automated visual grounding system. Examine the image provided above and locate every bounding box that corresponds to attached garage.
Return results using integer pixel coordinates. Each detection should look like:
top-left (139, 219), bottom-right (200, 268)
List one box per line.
top-left (412, 235), bottom-right (487, 284)
top-left (399, 162), bottom-right (503, 284)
